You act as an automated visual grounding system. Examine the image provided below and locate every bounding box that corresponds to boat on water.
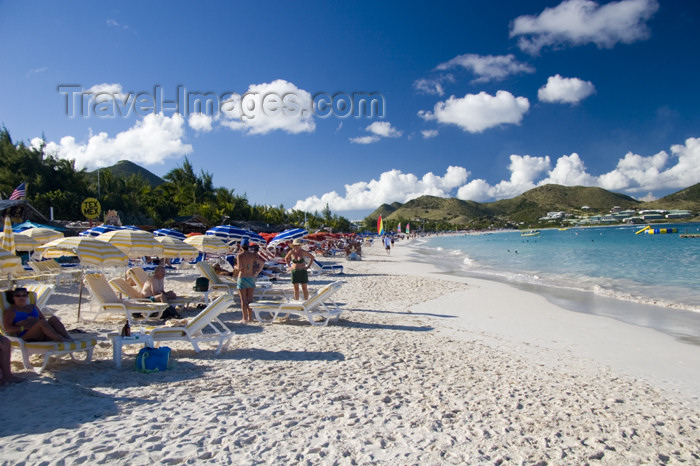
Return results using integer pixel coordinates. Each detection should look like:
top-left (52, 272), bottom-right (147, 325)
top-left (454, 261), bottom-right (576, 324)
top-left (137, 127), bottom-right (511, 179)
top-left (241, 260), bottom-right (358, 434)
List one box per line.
top-left (521, 229), bottom-right (540, 237)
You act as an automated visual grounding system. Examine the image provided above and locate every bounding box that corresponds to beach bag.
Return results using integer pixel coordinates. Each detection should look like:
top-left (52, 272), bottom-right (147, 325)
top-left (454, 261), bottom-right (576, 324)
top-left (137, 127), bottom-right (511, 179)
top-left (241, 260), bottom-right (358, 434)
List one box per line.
top-left (135, 346), bottom-right (172, 373)
top-left (194, 277), bottom-right (209, 292)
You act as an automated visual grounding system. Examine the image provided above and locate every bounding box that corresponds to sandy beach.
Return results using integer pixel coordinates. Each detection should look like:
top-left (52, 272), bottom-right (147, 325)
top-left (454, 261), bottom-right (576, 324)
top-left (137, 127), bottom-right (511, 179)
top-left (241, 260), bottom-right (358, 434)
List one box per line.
top-left (2, 240), bottom-right (700, 464)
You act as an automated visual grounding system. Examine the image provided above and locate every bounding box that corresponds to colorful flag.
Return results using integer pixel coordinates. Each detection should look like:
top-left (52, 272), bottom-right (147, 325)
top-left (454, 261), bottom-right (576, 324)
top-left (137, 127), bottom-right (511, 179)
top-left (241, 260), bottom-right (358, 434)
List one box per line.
top-left (406, 223), bottom-right (410, 234)
top-left (397, 223), bottom-right (401, 233)
top-left (9, 182), bottom-right (26, 200)
top-left (377, 215), bottom-right (383, 235)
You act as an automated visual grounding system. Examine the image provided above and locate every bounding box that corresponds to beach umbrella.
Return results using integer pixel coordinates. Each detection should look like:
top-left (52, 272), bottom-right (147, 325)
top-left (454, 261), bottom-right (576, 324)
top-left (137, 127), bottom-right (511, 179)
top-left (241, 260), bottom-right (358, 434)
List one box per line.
top-left (0, 247), bottom-right (22, 273)
top-left (155, 236), bottom-right (200, 259)
top-left (16, 227), bottom-right (64, 245)
top-left (153, 228), bottom-right (186, 240)
top-left (78, 225), bottom-right (122, 237)
top-left (206, 225), bottom-right (251, 244)
top-left (268, 228), bottom-right (308, 247)
top-left (38, 237), bottom-right (128, 268)
top-left (184, 234), bottom-right (228, 253)
top-left (0, 232), bottom-right (37, 252)
top-left (1, 217), bottom-right (15, 255)
top-left (244, 231), bottom-right (267, 246)
top-left (96, 229), bottom-right (163, 258)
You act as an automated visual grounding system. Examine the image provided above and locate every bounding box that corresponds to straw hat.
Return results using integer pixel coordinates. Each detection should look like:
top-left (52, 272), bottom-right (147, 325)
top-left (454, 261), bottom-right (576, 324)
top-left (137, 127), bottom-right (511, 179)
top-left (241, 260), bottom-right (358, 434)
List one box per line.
top-left (292, 238), bottom-right (304, 246)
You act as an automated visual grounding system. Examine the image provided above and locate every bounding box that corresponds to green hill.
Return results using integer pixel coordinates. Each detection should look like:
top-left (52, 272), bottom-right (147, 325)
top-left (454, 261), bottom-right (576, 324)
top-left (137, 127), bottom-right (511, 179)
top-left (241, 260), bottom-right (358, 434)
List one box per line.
top-left (486, 184), bottom-right (639, 224)
top-left (639, 183), bottom-right (700, 211)
top-left (367, 184), bottom-right (650, 228)
top-left (88, 160), bottom-right (165, 187)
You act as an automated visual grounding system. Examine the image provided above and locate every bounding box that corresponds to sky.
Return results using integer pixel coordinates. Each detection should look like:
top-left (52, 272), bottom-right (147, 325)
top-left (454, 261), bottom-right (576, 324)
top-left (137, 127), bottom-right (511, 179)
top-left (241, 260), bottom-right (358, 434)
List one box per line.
top-left (2, 0), bottom-right (700, 219)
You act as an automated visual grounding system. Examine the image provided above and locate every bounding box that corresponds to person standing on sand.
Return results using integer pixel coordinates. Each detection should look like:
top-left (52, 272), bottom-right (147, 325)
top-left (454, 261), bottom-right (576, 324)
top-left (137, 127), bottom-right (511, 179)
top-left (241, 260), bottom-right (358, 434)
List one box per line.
top-left (233, 238), bottom-right (264, 323)
top-left (285, 238), bottom-right (315, 300)
top-left (383, 235), bottom-right (391, 255)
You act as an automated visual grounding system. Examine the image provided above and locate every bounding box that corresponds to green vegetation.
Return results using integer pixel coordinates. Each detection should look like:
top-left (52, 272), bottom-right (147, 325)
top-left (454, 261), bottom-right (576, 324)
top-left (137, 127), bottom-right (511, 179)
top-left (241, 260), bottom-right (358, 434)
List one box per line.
top-left (365, 184), bottom-right (700, 231)
top-left (0, 128), bottom-right (351, 231)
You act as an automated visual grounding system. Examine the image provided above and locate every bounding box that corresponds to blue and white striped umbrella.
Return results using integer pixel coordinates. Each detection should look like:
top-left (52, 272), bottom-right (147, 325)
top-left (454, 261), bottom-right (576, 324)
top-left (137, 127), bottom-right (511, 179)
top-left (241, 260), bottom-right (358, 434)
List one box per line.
top-left (244, 231), bottom-right (267, 246)
top-left (268, 228), bottom-right (308, 247)
top-left (78, 225), bottom-right (122, 237)
top-left (153, 228), bottom-right (186, 240)
top-left (206, 225), bottom-right (251, 244)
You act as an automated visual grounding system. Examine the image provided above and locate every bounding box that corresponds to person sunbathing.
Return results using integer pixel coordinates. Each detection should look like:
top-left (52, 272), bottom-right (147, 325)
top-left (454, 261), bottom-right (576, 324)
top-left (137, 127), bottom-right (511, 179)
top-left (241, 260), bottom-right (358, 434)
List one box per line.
top-left (3, 287), bottom-right (73, 342)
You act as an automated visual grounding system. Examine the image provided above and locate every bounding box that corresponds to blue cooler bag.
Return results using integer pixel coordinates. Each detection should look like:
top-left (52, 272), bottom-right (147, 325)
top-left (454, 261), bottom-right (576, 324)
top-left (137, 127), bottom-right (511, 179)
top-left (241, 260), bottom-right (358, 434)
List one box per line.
top-left (135, 346), bottom-right (172, 373)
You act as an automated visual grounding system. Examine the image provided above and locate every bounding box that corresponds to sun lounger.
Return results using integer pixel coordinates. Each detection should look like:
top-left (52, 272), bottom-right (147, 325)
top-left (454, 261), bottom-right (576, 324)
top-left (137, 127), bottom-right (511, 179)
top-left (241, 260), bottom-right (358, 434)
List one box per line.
top-left (0, 289), bottom-right (97, 373)
top-left (251, 281), bottom-right (345, 326)
top-left (125, 266), bottom-right (200, 308)
top-left (83, 273), bottom-right (168, 323)
top-left (145, 294), bottom-right (236, 354)
top-left (28, 259), bottom-right (82, 286)
top-left (311, 260), bottom-right (344, 275)
top-left (196, 262), bottom-right (292, 300)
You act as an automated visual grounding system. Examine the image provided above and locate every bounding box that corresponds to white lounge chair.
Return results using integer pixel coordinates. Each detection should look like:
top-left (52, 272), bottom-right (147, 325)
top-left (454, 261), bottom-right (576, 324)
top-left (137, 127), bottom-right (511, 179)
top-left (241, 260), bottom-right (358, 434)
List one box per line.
top-left (125, 266), bottom-right (201, 308)
top-left (251, 281), bottom-right (345, 326)
top-left (145, 294), bottom-right (236, 354)
top-left (83, 273), bottom-right (168, 323)
top-left (311, 260), bottom-right (344, 275)
top-left (195, 262), bottom-right (290, 299)
top-left (0, 289), bottom-right (97, 373)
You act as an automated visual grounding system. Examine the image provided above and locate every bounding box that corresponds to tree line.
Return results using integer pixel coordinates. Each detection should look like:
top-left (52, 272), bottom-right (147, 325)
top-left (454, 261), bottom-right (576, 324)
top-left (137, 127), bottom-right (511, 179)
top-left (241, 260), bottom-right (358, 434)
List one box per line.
top-left (0, 128), bottom-right (354, 232)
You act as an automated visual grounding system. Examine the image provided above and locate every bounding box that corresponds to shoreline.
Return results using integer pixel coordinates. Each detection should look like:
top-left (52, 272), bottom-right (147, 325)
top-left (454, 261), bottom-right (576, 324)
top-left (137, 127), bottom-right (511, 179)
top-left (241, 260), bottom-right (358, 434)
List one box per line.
top-left (1, 241), bottom-right (699, 463)
top-left (389, 240), bottom-right (700, 405)
top-left (413, 228), bottom-right (700, 316)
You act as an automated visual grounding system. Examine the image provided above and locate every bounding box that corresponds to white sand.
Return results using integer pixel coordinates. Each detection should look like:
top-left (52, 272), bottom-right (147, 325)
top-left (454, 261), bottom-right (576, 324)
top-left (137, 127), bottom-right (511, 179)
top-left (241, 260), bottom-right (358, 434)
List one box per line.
top-left (1, 241), bottom-right (700, 464)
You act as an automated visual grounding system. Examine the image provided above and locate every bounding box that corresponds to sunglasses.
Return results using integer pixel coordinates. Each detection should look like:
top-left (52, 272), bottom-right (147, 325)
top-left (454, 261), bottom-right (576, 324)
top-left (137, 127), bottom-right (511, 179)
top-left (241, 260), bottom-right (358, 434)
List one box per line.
top-left (14, 294), bottom-right (28, 298)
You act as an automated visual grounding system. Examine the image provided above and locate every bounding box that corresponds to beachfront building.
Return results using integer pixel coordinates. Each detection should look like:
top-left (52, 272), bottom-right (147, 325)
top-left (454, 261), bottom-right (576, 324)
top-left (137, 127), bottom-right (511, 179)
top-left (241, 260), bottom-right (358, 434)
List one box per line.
top-left (666, 210), bottom-right (692, 219)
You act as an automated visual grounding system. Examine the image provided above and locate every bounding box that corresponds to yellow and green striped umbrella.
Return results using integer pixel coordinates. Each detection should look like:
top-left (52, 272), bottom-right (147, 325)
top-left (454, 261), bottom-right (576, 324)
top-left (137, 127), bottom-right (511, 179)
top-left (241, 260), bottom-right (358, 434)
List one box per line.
top-left (96, 229), bottom-right (163, 258)
top-left (38, 237), bottom-right (128, 268)
top-left (184, 235), bottom-right (228, 254)
top-left (0, 247), bottom-right (22, 273)
top-left (1, 216), bottom-right (15, 255)
top-left (16, 227), bottom-right (64, 245)
top-left (154, 236), bottom-right (200, 259)
top-left (0, 232), bottom-right (37, 252)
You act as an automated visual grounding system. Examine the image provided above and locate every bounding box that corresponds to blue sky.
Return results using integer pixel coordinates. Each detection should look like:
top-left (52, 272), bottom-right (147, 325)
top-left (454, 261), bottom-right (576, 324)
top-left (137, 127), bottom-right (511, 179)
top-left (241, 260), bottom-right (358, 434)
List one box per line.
top-left (2, 0), bottom-right (700, 218)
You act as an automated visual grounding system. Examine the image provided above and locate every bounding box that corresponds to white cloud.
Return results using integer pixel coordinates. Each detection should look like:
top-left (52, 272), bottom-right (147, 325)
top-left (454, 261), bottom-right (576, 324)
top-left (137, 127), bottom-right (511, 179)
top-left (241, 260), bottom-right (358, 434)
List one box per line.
top-left (349, 135), bottom-right (380, 145)
top-left (538, 74), bottom-right (596, 104)
top-left (366, 121), bottom-right (402, 138)
top-left (219, 79), bottom-right (315, 135)
top-left (457, 155), bottom-right (551, 202)
top-left (436, 54), bottom-right (535, 82)
top-left (292, 166), bottom-right (469, 212)
top-left (84, 83), bottom-right (127, 104)
top-left (510, 0), bottom-right (659, 54)
top-left (421, 130), bottom-right (439, 139)
top-left (35, 113), bottom-right (192, 170)
top-left (419, 90), bottom-right (530, 133)
top-left (294, 137), bottom-right (700, 211)
top-left (350, 121), bottom-right (402, 144)
top-left (188, 113), bottom-right (214, 133)
top-left (413, 75), bottom-right (455, 96)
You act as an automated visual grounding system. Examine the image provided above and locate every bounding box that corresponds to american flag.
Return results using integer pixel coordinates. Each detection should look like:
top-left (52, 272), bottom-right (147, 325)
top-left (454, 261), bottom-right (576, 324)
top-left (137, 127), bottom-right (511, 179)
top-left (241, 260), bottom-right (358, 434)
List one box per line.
top-left (9, 182), bottom-right (26, 200)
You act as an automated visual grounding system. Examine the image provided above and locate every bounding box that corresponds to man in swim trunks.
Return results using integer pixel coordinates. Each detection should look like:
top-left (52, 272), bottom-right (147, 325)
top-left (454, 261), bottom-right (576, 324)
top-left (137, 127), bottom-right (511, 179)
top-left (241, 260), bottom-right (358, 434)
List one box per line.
top-left (232, 238), bottom-right (264, 322)
top-left (285, 238), bottom-right (315, 300)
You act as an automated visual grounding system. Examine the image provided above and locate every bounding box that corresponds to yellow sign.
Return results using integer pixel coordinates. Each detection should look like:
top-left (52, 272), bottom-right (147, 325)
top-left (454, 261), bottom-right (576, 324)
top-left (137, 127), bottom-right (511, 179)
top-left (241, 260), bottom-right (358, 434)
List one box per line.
top-left (81, 198), bottom-right (101, 219)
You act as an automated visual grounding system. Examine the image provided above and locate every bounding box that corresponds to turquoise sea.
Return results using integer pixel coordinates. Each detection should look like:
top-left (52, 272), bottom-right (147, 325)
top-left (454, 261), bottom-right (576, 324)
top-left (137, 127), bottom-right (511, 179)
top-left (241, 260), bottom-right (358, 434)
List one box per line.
top-left (410, 222), bottom-right (700, 343)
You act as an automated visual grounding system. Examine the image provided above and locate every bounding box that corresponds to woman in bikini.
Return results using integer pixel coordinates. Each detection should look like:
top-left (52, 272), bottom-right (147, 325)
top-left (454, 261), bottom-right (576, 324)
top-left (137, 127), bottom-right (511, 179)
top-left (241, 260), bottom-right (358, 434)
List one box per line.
top-left (285, 238), bottom-right (315, 300)
top-left (3, 287), bottom-right (73, 342)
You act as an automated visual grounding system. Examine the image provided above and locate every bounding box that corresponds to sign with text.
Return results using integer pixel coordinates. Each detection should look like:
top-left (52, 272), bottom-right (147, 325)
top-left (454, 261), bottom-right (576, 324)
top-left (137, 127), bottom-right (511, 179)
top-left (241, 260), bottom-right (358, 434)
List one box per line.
top-left (81, 198), bottom-right (101, 219)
